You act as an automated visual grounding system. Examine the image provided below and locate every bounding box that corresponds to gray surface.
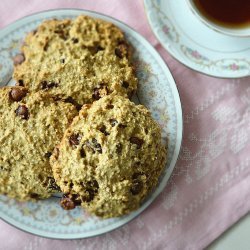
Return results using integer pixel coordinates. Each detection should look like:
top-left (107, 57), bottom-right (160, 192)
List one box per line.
top-left (207, 213), bottom-right (250, 250)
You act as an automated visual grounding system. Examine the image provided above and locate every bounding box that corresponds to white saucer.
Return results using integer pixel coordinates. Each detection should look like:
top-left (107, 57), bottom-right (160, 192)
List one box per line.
top-left (144, 0), bottom-right (250, 78)
top-left (0, 9), bottom-right (182, 239)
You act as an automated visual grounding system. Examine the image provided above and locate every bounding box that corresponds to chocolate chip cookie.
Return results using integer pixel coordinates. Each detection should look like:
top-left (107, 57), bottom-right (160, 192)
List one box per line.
top-left (13, 15), bottom-right (137, 106)
top-left (0, 87), bottom-right (78, 201)
top-left (51, 94), bottom-right (167, 218)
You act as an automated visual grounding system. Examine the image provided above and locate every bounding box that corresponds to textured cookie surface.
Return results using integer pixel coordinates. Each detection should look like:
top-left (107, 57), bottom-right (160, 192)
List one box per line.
top-left (13, 15), bottom-right (137, 106)
top-left (51, 95), bottom-right (167, 218)
top-left (0, 87), bottom-right (78, 201)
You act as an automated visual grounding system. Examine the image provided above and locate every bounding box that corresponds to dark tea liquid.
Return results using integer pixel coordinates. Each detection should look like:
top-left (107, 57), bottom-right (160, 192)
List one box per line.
top-left (193, 0), bottom-right (250, 29)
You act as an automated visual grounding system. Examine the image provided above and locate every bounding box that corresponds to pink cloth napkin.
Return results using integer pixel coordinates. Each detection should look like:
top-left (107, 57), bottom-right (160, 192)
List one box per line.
top-left (0, 0), bottom-right (250, 249)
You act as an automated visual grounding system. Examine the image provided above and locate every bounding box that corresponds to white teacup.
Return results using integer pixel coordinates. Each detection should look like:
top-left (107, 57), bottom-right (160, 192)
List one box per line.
top-left (186, 0), bottom-right (250, 37)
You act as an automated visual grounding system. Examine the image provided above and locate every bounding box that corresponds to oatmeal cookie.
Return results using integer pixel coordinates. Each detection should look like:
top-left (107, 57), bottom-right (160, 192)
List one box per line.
top-left (0, 86), bottom-right (78, 201)
top-left (13, 15), bottom-right (137, 106)
top-left (51, 94), bottom-right (167, 218)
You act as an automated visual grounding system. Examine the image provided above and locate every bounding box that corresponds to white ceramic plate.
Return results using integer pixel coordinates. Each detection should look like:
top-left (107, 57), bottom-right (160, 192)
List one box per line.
top-left (144, 0), bottom-right (250, 78)
top-left (0, 9), bottom-right (183, 239)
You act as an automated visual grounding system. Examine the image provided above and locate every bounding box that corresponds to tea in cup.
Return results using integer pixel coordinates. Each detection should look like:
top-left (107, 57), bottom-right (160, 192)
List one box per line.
top-left (186, 0), bottom-right (250, 37)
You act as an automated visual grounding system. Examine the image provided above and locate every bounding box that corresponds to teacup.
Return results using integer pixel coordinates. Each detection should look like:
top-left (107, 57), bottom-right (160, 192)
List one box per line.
top-left (186, 0), bottom-right (250, 37)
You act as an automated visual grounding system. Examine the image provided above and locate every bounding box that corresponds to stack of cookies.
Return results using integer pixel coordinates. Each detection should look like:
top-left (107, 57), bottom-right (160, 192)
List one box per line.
top-left (0, 15), bottom-right (167, 218)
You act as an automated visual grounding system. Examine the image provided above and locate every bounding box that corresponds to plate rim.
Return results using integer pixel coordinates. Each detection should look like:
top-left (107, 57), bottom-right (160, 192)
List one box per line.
top-left (143, 0), bottom-right (250, 79)
top-left (0, 8), bottom-right (183, 239)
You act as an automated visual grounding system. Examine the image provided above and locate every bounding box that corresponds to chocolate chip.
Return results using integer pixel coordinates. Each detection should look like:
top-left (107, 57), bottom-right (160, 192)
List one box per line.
top-left (116, 143), bottom-right (122, 154)
top-left (48, 177), bottom-right (61, 191)
top-left (71, 194), bottom-right (82, 206)
top-left (92, 84), bottom-right (108, 100)
top-left (84, 180), bottom-right (99, 190)
top-left (45, 152), bottom-right (52, 158)
top-left (122, 81), bottom-right (129, 88)
top-left (51, 95), bottom-right (62, 102)
top-left (60, 58), bottom-right (65, 63)
top-left (50, 82), bottom-right (58, 88)
top-left (110, 119), bottom-right (118, 127)
top-left (115, 48), bottom-right (122, 58)
top-left (106, 104), bottom-right (114, 109)
top-left (89, 44), bottom-right (105, 54)
top-left (81, 180), bottom-right (99, 202)
top-left (118, 40), bottom-right (127, 45)
top-left (13, 54), bottom-right (25, 65)
top-left (60, 195), bottom-right (76, 210)
top-left (130, 180), bottom-right (143, 195)
top-left (80, 147), bottom-right (86, 158)
top-left (43, 42), bottom-right (49, 51)
top-left (93, 88), bottom-right (101, 100)
top-left (64, 97), bottom-right (82, 111)
top-left (17, 79), bottom-right (24, 86)
top-left (72, 38), bottom-right (79, 43)
top-left (41, 81), bottom-right (58, 90)
top-left (130, 137), bottom-right (144, 149)
top-left (64, 97), bottom-right (74, 103)
top-left (132, 172), bottom-right (143, 179)
top-left (37, 174), bottom-right (44, 183)
top-left (91, 180), bottom-right (99, 189)
top-left (15, 105), bottom-right (29, 120)
top-left (61, 33), bottom-right (68, 40)
top-left (99, 125), bottom-right (109, 136)
top-left (118, 124), bottom-right (127, 129)
top-left (92, 138), bottom-right (102, 153)
top-left (55, 29), bottom-right (68, 40)
top-left (9, 88), bottom-right (27, 102)
top-left (82, 189), bottom-right (95, 202)
top-left (0, 166), bottom-right (10, 172)
top-left (115, 42), bottom-right (129, 58)
top-left (96, 45), bottom-right (104, 51)
top-left (85, 139), bottom-right (102, 154)
top-left (40, 81), bottom-right (48, 89)
top-left (30, 193), bottom-right (40, 199)
top-left (69, 133), bottom-right (81, 147)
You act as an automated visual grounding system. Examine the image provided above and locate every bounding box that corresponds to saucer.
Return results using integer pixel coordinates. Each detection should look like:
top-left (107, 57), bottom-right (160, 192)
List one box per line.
top-left (144, 0), bottom-right (250, 78)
